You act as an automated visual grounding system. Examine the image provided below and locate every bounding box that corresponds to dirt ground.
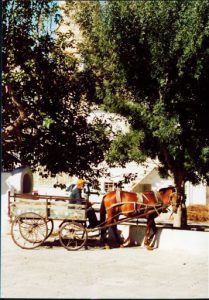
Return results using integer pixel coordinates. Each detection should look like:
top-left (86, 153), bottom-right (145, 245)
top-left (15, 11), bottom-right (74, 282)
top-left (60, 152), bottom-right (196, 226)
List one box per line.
top-left (1, 193), bottom-right (208, 299)
top-left (1, 230), bottom-right (208, 299)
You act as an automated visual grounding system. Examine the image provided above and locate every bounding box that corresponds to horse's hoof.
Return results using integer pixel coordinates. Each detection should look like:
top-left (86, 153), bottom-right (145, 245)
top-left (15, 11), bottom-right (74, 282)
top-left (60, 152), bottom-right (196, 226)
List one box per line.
top-left (122, 239), bottom-right (131, 247)
top-left (146, 245), bottom-right (154, 251)
top-left (105, 245), bottom-right (111, 250)
top-left (144, 240), bottom-right (150, 246)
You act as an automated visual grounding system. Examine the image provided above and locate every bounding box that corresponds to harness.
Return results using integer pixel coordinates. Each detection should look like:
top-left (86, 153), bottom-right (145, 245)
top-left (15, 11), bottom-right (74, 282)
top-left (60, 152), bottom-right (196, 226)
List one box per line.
top-left (107, 190), bottom-right (163, 216)
top-left (116, 189), bottom-right (121, 203)
top-left (136, 192), bottom-right (143, 203)
top-left (100, 189), bottom-right (182, 235)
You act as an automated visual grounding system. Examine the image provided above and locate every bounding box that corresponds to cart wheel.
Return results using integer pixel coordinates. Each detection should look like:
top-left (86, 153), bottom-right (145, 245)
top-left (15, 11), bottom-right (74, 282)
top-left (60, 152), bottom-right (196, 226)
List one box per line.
top-left (59, 222), bottom-right (87, 251)
top-left (11, 212), bottom-right (48, 249)
top-left (46, 219), bottom-right (54, 240)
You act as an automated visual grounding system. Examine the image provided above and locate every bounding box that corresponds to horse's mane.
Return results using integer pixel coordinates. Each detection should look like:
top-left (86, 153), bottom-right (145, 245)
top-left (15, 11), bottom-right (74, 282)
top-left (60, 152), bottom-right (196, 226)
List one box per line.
top-left (159, 186), bottom-right (175, 192)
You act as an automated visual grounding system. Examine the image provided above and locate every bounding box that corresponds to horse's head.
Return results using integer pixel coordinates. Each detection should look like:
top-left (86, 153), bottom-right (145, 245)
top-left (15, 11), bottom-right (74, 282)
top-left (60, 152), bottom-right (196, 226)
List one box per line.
top-left (169, 189), bottom-right (182, 213)
top-left (159, 186), bottom-right (182, 213)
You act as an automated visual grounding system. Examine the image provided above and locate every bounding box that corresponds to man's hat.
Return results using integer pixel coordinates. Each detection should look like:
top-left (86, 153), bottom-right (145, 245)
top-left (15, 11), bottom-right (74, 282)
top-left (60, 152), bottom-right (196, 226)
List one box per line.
top-left (77, 179), bottom-right (85, 187)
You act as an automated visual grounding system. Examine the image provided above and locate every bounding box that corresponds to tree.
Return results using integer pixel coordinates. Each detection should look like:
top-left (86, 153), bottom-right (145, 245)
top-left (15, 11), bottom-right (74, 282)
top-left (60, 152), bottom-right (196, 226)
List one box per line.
top-left (2, 0), bottom-right (111, 180)
top-left (66, 0), bottom-right (209, 192)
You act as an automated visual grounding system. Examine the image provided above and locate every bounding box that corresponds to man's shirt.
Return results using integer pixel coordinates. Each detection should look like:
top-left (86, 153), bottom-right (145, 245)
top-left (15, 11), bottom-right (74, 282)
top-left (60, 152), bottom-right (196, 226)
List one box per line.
top-left (69, 187), bottom-right (82, 200)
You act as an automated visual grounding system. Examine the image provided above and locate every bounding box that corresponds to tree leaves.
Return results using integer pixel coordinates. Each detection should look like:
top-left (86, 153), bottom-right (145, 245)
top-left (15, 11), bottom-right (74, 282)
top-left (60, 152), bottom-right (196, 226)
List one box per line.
top-left (2, 0), bottom-right (111, 180)
top-left (69, 0), bottom-right (209, 187)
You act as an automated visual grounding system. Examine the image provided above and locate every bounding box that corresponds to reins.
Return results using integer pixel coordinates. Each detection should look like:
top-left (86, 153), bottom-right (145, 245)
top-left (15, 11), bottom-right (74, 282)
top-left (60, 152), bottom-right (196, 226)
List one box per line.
top-left (105, 199), bottom-right (163, 224)
top-left (91, 205), bottom-right (165, 233)
top-left (99, 188), bottom-right (181, 231)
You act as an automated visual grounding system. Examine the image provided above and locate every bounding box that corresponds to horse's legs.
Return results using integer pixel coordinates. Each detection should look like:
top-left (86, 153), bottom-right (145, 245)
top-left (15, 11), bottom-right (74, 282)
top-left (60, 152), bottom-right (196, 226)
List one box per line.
top-left (100, 199), bottom-right (107, 246)
top-left (100, 228), bottom-right (106, 246)
top-left (99, 198), bottom-right (121, 248)
top-left (101, 215), bottom-right (120, 248)
top-left (144, 215), bottom-right (157, 247)
top-left (111, 222), bottom-right (121, 246)
top-left (144, 223), bottom-right (150, 246)
top-left (148, 218), bottom-right (157, 248)
top-left (144, 215), bottom-right (151, 246)
top-left (100, 214), bottom-right (112, 247)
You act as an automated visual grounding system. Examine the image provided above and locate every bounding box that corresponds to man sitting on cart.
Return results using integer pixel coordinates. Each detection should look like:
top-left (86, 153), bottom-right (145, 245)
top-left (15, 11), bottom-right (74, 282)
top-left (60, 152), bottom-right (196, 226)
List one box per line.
top-left (68, 179), bottom-right (98, 228)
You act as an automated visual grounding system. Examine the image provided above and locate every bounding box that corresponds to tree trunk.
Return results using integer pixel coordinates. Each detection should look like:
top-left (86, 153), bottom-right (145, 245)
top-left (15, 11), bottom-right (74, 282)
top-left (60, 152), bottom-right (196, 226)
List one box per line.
top-left (173, 171), bottom-right (187, 228)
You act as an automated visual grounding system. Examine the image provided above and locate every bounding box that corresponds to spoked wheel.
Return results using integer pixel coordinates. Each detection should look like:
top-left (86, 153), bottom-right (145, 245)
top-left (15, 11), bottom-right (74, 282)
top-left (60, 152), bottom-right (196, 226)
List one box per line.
top-left (11, 212), bottom-right (48, 249)
top-left (59, 221), bottom-right (87, 251)
top-left (46, 219), bottom-right (54, 240)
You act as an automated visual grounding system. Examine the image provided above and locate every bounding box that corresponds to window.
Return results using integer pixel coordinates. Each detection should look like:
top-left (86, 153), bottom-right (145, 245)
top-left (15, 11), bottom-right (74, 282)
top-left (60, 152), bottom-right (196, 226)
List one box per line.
top-left (104, 182), bottom-right (114, 192)
top-left (142, 184), bottom-right (151, 192)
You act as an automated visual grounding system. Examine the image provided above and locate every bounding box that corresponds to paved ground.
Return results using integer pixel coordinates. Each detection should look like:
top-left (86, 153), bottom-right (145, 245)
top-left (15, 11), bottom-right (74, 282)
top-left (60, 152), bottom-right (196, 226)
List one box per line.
top-left (1, 193), bottom-right (208, 299)
top-left (1, 231), bottom-right (208, 299)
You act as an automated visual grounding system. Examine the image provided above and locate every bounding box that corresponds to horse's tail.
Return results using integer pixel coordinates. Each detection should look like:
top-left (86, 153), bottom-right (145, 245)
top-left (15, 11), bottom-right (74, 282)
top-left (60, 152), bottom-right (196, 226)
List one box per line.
top-left (100, 195), bottom-right (106, 225)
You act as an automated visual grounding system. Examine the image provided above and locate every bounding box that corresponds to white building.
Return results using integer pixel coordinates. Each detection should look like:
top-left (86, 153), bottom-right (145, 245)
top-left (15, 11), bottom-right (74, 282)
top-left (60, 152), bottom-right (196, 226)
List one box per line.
top-left (1, 166), bottom-right (34, 233)
top-left (1, 163), bottom-right (208, 234)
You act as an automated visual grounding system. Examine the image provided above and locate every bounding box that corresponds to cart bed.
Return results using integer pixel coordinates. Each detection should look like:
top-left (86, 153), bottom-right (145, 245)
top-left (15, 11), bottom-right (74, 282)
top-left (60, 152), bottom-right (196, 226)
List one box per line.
top-left (8, 192), bottom-right (87, 221)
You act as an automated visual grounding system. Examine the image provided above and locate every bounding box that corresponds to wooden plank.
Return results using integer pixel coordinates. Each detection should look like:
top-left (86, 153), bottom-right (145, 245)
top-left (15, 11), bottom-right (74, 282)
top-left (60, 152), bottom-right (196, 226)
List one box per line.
top-left (9, 193), bottom-right (87, 221)
top-left (9, 201), bottom-right (87, 220)
top-left (12, 193), bottom-right (87, 203)
top-left (49, 207), bottom-right (86, 220)
top-left (11, 198), bottom-right (86, 208)
top-left (10, 204), bottom-right (47, 218)
top-left (12, 199), bottom-right (47, 205)
top-left (13, 193), bottom-right (70, 201)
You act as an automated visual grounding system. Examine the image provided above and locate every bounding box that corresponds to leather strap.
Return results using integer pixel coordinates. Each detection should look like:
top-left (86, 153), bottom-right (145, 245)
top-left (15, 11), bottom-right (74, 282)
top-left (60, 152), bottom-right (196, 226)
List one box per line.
top-left (116, 189), bottom-right (121, 203)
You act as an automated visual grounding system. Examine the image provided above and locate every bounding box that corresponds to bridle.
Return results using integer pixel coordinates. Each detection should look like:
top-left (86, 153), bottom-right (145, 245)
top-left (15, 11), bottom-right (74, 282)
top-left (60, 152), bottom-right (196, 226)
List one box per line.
top-left (169, 188), bottom-right (182, 211)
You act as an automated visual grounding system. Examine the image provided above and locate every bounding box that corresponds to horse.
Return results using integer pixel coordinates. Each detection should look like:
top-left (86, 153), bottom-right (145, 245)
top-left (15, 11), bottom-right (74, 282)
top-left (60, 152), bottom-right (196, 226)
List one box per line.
top-left (99, 186), bottom-right (182, 249)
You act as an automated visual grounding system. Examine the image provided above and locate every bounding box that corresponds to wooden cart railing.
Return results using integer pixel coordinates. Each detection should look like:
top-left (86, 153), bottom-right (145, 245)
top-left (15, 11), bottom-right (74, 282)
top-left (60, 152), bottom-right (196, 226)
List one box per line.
top-left (8, 191), bottom-right (87, 221)
top-left (8, 192), bottom-right (89, 250)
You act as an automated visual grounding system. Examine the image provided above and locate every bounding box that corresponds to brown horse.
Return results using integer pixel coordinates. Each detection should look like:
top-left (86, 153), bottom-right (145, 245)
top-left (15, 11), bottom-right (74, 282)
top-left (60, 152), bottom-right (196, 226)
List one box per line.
top-left (100, 186), bottom-right (182, 249)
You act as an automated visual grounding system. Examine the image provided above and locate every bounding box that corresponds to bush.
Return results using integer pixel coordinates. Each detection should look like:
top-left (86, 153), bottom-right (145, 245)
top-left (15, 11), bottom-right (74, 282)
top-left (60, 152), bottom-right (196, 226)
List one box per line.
top-left (187, 205), bottom-right (209, 223)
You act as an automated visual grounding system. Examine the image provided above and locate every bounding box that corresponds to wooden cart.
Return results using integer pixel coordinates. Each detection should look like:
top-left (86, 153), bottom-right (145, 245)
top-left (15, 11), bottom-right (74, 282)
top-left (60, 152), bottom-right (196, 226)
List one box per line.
top-left (8, 191), bottom-right (163, 251)
top-left (8, 192), bottom-right (89, 250)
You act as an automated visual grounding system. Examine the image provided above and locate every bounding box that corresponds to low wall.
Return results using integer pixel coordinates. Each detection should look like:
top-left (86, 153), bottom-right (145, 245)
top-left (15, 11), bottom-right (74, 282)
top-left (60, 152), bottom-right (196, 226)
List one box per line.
top-left (111, 223), bottom-right (209, 255)
top-left (155, 227), bottom-right (209, 255)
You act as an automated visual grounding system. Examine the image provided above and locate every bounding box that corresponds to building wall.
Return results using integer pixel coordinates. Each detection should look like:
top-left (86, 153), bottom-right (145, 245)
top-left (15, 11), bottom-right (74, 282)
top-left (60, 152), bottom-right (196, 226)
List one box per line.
top-left (33, 171), bottom-right (73, 195)
top-left (1, 167), bottom-right (33, 233)
top-left (131, 169), bottom-right (208, 206)
top-left (3, 165), bottom-right (208, 206)
top-left (2, 167), bottom-right (33, 195)
top-left (1, 172), bottom-right (11, 196)
top-left (206, 187), bottom-right (209, 204)
top-left (131, 168), bottom-right (174, 193)
top-left (1, 172), bottom-right (11, 233)
top-left (33, 171), bottom-right (72, 188)
top-left (185, 182), bottom-right (207, 205)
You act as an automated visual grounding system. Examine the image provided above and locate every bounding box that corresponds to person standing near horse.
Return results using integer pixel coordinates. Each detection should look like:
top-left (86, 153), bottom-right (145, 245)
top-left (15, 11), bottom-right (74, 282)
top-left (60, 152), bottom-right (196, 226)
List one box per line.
top-left (69, 179), bottom-right (98, 228)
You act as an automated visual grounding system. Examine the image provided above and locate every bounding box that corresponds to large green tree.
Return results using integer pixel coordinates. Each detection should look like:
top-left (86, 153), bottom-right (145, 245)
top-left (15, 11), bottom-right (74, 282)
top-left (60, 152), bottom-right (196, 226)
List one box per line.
top-left (66, 0), bottom-right (209, 194)
top-left (2, 0), bottom-right (111, 180)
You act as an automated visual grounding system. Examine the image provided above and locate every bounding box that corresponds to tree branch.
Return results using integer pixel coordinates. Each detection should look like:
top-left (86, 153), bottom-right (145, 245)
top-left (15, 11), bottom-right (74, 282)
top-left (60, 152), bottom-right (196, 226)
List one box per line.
top-left (161, 146), bottom-right (175, 172)
top-left (3, 84), bottom-right (27, 140)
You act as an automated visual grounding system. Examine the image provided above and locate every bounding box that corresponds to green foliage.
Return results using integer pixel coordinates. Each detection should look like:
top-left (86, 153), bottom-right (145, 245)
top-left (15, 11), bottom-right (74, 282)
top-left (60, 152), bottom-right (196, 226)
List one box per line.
top-left (42, 116), bottom-right (54, 129)
top-left (67, 0), bottom-right (209, 187)
top-left (2, 0), bottom-right (111, 179)
top-left (106, 130), bottom-right (147, 166)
